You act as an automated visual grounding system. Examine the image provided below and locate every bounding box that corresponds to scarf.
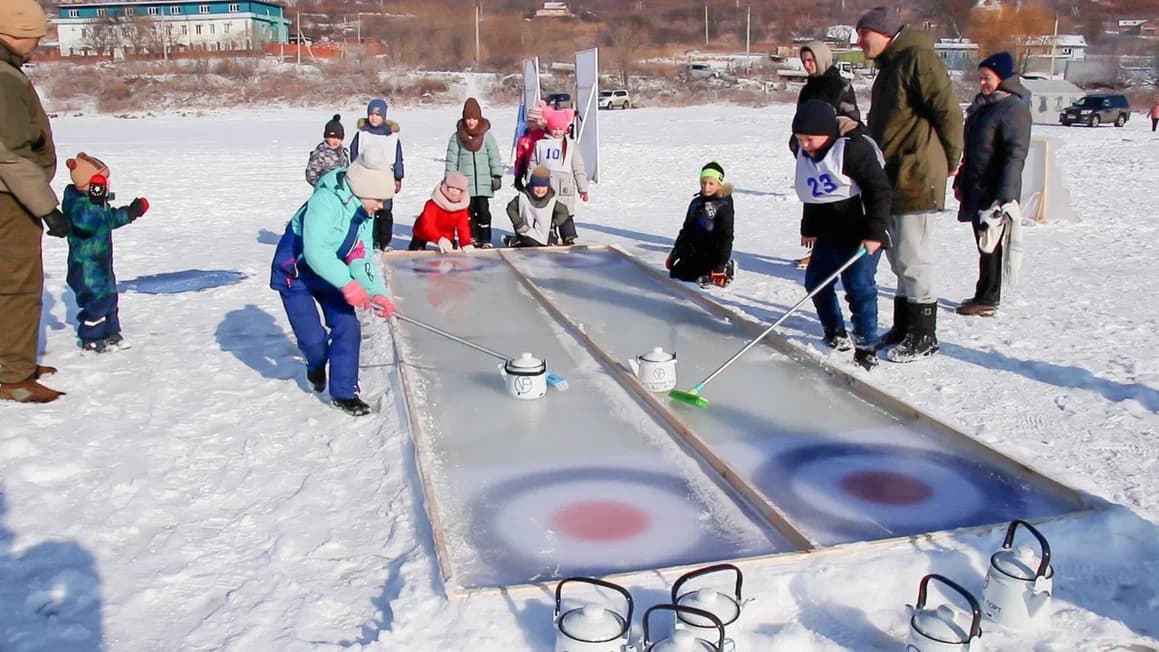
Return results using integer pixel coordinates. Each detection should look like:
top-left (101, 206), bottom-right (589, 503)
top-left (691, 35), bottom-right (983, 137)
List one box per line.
top-left (456, 118), bottom-right (491, 153)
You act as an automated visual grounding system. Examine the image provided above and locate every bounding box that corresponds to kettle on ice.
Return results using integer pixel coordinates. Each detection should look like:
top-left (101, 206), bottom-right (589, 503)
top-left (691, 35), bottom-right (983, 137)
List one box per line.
top-left (627, 347), bottom-right (677, 392)
top-left (981, 519), bottom-right (1054, 630)
top-left (904, 574), bottom-right (983, 652)
top-left (670, 564), bottom-right (744, 649)
top-left (553, 577), bottom-right (633, 652)
top-left (641, 604), bottom-right (726, 652)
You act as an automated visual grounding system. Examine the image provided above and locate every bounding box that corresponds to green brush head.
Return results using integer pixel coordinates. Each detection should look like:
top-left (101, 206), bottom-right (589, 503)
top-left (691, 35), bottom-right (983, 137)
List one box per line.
top-left (668, 389), bottom-right (709, 408)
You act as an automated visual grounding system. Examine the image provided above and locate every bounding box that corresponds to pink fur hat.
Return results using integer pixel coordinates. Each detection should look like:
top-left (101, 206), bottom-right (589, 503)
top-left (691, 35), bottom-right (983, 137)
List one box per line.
top-left (543, 106), bottom-right (574, 133)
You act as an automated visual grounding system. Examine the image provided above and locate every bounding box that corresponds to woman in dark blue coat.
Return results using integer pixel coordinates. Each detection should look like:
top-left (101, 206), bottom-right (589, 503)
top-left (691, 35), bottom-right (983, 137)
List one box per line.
top-left (953, 52), bottom-right (1032, 317)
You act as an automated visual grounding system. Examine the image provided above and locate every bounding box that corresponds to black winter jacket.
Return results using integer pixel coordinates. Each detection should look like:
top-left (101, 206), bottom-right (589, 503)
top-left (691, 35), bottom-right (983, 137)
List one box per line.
top-left (799, 66), bottom-right (860, 123)
top-left (800, 132), bottom-right (892, 248)
top-left (954, 77), bottom-right (1032, 222)
top-left (671, 186), bottom-right (735, 273)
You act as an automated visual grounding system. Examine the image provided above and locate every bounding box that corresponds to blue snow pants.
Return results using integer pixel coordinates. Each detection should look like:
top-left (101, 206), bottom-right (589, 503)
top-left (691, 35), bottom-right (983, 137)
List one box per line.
top-left (277, 278), bottom-right (361, 400)
top-left (805, 241), bottom-right (881, 348)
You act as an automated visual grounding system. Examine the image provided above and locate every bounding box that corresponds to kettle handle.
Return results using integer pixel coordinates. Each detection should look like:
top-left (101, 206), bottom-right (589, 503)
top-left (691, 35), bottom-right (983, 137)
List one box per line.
top-left (915, 574), bottom-right (983, 642)
top-left (642, 604), bottom-right (725, 651)
top-left (554, 577), bottom-right (634, 636)
top-left (671, 563), bottom-right (743, 604)
top-left (1001, 519), bottom-right (1052, 579)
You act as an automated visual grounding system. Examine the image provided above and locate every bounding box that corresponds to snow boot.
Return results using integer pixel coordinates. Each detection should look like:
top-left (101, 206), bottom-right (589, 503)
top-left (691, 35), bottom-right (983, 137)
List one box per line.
top-left (887, 302), bottom-right (940, 363)
top-left (307, 366), bottom-right (326, 393)
top-left (0, 378), bottom-right (66, 403)
top-left (795, 255), bottom-right (810, 270)
top-left (878, 297), bottom-right (909, 349)
top-left (79, 339), bottom-right (109, 353)
top-left (725, 258), bottom-right (738, 283)
top-left (34, 365), bottom-right (58, 379)
top-left (103, 334), bottom-right (131, 351)
top-left (823, 328), bottom-right (853, 351)
top-left (853, 347), bottom-right (879, 371)
top-left (955, 299), bottom-right (998, 317)
top-left (332, 396), bottom-right (371, 417)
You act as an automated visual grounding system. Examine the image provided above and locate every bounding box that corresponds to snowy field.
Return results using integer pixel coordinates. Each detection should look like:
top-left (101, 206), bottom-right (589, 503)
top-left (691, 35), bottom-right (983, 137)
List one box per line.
top-left (1, 103), bottom-right (1157, 651)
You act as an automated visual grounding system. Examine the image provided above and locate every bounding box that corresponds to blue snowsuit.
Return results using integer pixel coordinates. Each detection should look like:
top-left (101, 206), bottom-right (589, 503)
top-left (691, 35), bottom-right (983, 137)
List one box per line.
top-left (62, 185), bottom-right (133, 345)
top-left (270, 168), bottom-right (389, 400)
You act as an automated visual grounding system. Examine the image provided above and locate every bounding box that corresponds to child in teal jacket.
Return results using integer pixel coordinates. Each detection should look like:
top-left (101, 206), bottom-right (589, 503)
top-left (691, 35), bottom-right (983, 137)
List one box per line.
top-left (61, 153), bottom-right (149, 352)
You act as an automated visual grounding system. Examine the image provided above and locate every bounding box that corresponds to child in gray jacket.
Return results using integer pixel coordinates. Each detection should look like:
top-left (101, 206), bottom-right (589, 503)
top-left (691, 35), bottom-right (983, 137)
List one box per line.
top-left (305, 114), bottom-right (350, 186)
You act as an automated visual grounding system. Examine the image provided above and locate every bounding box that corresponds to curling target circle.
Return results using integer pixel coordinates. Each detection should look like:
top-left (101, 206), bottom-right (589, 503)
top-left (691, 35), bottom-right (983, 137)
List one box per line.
top-left (755, 444), bottom-right (1024, 540)
top-left (469, 467), bottom-right (708, 577)
top-left (409, 255), bottom-right (499, 275)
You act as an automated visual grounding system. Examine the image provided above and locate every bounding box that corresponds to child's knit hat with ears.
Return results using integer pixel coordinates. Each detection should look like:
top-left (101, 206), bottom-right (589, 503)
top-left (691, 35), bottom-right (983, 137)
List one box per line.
top-left (543, 106), bottom-right (574, 133)
top-left (66, 153), bottom-right (110, 190)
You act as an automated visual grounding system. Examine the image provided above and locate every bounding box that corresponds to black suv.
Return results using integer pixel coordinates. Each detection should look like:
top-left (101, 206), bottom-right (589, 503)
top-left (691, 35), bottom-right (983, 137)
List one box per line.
top-left (545, 92), bottom-right (572, 109)
top-left (1059, 94), bottom-right (1130, 127)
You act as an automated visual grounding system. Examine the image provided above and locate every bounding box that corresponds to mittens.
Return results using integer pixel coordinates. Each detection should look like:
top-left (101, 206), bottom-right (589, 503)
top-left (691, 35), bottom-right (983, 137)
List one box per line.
top-left (41, 209), bottom-right (70, 238)
top-left (370, 295), bottom-right (396, 319)
top-left (128, 197), bottom-right (150, 220)
top-left (341, 281), bottom-right (371, 309)
top-left (436, 237), bottom-right (453, 254)
top-left (491, 176), bottom-right (502, 192)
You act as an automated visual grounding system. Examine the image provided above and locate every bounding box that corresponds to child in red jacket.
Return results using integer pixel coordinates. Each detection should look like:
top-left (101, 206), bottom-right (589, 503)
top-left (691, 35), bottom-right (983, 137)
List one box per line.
top-left (408, 171), bottom-right (473, 253)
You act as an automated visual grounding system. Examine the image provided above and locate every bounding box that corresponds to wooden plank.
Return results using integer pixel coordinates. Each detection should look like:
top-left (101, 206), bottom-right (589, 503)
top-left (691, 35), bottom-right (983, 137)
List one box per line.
top-left (607, 245), bottom-right (1096, 511)
top-left (496, 250), bottom-right (818, 553)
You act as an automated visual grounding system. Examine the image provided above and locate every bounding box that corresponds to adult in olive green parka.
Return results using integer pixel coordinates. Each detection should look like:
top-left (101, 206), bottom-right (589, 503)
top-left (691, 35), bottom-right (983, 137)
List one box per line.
top-left (857, 6), bottom-right (964, 364)
top-left (0, 0), bottom-right (70, 403)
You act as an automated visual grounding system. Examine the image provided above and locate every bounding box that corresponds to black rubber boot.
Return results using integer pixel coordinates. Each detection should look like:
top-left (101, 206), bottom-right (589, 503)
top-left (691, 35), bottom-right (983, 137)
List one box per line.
top-left (307, 366), bottom-right (326, 393)
top-left (557, 217), bottom-right (579, 245)
top-left (878, 297), bottom-right (909, 349)
top-left (887, 302), bottom-right (940, 363)
top-left (332, 396), bottom-right (371, 416)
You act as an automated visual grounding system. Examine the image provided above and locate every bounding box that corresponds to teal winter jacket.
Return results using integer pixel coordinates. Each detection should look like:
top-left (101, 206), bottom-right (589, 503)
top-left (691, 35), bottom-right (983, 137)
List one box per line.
top-left (445, 128), bottom-right (504, 198)
top-left (294, 168), bottom-right (388, 297)
top-left (62, 184), bottom-right (132, 296)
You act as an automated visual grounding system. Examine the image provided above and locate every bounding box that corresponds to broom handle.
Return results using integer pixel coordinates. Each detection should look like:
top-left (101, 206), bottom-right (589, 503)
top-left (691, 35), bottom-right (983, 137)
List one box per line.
top-left (693, 247), bottom-right (867, 390)
top-left (396, 313), bottom-right (510, 362)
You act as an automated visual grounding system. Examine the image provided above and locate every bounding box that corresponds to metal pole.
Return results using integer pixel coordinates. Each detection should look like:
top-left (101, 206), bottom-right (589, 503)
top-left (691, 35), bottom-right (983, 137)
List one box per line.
top-left (474, 1), bottom-right (481, 66)
top-left (296, 10), bottom-right (300, 66)
top-left (704, 4), bottom-right (708, 46)
top-left (745, 5), bottom-right (750, 56)
top-left (1048, 14), bottom-right (1059, 78)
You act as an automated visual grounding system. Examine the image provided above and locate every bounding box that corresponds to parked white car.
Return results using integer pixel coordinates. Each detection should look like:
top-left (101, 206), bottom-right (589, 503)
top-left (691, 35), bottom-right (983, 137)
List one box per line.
top-left (598, 89), bottom-right (631, 110)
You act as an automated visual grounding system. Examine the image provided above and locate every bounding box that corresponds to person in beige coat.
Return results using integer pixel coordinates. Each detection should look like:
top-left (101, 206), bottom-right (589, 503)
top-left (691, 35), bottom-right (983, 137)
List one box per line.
top-left (0, 0), bottom-right (71, 403)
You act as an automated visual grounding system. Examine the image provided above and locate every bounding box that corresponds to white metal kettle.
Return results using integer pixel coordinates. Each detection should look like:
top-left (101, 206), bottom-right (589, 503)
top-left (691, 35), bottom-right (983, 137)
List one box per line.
top-left (627, 347), bottom-right (677, 393)
top-left (642, 604), bottom-right (726, 652)
top-left (981, 519), bottom-right (1054, 630)
top-left (904, 574), bottom-right (983, 652)
top-left (499, 352), bottom-right (548, 400)
top-left (554, 577), bottom-right (634, 652)
top-left (671, 563), bottom-right (743, 648)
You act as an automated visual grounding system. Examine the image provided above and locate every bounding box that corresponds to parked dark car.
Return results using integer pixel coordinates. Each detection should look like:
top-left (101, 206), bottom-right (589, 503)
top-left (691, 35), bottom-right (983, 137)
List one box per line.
top-left (545, 92), bottom-right (572, 109)
top-left (1059, 94), bottom-right (1130, 127)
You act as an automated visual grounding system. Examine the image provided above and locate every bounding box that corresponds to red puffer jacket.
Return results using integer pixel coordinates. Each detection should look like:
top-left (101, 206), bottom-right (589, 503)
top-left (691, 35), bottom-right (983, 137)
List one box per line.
top-left (412, 183), bottom-right (471, 246)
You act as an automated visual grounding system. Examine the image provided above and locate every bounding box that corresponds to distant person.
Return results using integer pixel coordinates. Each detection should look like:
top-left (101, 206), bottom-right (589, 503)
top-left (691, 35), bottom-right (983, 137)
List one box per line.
top-left (665, 161), bottom-right (737, 289)
top-left (502, 165), bottom-right (571, 247)
top-left (0, 0), bottom-right (70, 404)
top-left (350, 99), bottom-right (404, 251)
top-left (445, 98), bottom-right (504, 248)
top-left (526, 106), bottom-right (587, 245)
top-left (61, 153), bottom-right (150, 352)
top-left (1150, 101), bottom-right (1159, 132)
top-left (953, 52), bottom-right (1031, 317)
top-left (857, 6), bottom-right (963, 363)
top-left (791, 40), bottom-right (863, 270)
top-left (408, 171), bottom-right (473, 253)
top-left (305, 114), bottom-right (349, 187)
top-left (270, 148), bottom-right (399, 417)
top-left (514, 99), bottom-right (548, 190)
top-left (792, 101), bottom-right (889, 370)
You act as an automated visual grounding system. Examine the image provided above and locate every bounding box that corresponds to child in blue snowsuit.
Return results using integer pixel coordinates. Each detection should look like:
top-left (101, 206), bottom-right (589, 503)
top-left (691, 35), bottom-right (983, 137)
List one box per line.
top-left (349, 98), bottom-right (404, 251)
top-left (270, 147), bottom-right (399, 417)
top-left (61, 153), bottom-right (149, 352)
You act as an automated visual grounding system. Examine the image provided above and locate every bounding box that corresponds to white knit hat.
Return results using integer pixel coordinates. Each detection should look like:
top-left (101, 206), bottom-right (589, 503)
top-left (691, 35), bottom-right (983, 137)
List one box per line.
top-left (345, 146), bottom-right (393, 200)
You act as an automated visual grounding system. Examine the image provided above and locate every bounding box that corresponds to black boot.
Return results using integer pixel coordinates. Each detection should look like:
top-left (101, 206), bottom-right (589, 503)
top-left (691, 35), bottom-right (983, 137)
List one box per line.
top-left (332, 396), bottom-right (371, 416)
top-left (307, 366), bottom-right (326, 393)
top-left (878, 297), bottom-right (908, 349)
top-left (823, 328), bottom-right (853, 351)
top-left (853, 347), bottom-right (879, 370)
top-left (887, 302), bottom-right (940, 363)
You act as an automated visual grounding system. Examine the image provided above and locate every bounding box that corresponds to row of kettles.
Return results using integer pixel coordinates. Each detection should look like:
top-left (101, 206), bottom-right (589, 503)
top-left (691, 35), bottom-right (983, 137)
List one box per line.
top-left (553, 520), bottom-right (1054, 652)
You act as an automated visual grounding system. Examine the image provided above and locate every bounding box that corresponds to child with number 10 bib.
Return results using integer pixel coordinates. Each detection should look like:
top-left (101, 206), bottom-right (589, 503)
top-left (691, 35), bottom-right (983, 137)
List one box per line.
top-left (793, 99), bottom-right (890, 370)
top-left (525, 105), bottom-right (587, 245)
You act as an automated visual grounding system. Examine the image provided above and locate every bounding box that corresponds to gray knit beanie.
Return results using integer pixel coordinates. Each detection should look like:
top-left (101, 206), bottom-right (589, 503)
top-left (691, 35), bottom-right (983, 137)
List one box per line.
top-left (856, 7), bottom-right (902, 38)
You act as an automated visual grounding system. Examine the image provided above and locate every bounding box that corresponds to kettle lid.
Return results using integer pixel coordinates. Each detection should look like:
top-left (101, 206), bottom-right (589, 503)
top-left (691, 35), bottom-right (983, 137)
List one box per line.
top-left (651, 629), bottom-right (709, 651)
top-left (640, 347), bottom-right (675, 362)
top-left (506, 352), bottom-right (545, 371)
top-left (559, 604), bottom-right (626, 642)
top-left (992, 545), bottom-right (1047, 581)
top-left (677, 589), bottom-right (739, 626)
top-left (912, 604), bottom-right (970, 643)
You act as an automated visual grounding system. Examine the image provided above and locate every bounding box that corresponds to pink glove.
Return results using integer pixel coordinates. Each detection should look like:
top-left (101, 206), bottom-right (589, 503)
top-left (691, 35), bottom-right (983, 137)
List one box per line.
top-left (579, 191), bottom-right (589, 202)
top-left (371, 295), bottom-right (396, 319)
top-left (341, 281), bottom-right (371, 309)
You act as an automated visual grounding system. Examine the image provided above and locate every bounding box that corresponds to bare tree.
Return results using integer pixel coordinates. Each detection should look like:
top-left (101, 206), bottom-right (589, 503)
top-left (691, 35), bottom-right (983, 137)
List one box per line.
top-left (600, 15), bottom-right (647, 89)
top-left (82, 13), bottom-right (125, 56)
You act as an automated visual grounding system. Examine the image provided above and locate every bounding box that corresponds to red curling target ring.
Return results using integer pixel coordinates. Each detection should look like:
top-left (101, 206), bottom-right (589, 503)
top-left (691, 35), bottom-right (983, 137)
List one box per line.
top-left (408, 255), bottom-right (500, 275)
top-left (753, 443), bottom-right (1028, 541)
top-left (467, 467), bottom-right (723, 581)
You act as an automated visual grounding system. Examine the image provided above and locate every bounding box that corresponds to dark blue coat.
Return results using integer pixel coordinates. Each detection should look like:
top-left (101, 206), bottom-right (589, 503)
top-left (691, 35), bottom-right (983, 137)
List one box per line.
top-left (955, 77), bottom-right (1032, 222)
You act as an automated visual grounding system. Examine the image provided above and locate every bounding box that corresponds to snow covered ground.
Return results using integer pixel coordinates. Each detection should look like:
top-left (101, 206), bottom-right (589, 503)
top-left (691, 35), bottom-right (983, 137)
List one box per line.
top-left (1, 103), bottom-right (1157, 651)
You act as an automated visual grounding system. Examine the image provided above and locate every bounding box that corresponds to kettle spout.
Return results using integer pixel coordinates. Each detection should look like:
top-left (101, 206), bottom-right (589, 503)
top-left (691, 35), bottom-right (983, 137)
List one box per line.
top-left (1026, 589), bottom-right (1052, 618)
top-left (627, 358), bottom-right (639, 376)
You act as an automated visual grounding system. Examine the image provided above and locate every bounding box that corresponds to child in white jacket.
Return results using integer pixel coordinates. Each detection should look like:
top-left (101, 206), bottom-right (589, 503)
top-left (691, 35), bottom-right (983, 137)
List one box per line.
top-left (525, 106), bottom-right (587, 245)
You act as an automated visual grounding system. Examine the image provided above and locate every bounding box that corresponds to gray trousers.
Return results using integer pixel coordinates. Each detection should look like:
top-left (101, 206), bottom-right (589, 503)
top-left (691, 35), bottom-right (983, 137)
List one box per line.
top-left (885, 211), bottom-right (938, 304)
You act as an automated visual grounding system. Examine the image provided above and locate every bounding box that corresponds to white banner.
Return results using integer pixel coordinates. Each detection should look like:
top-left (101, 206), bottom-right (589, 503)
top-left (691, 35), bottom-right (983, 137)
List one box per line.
top-left (574, 48), bottom-right (599, 184)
